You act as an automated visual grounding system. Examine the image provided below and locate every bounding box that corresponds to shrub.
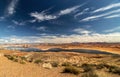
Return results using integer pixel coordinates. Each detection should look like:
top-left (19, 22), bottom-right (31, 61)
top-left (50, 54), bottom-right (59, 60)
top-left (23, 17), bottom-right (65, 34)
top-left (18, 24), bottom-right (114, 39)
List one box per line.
top-left (63, 66), bottom-right (80, 75)
top-left (20, 56), bottom-right (27, 61)
top-left (20, 61), bottom-right (26, 64)
top-left (82, 71), bottom-right (98, 77)
top-left (96, 64), bottom-right (108, 69)
top-left (13, 59), bottom-right (18, 62)
top-left (108, 66), bottom-right (120, 75)
top-left (81, 64), bottom-right (95, 72)
top-left (34, 59), bottom-right (42, 64)
top-left (5, 55), bottom-right (14, 60)
top-left (51, 62), bottom-right (59, 67)
top-left (62, 62), bottom-right (71, 66)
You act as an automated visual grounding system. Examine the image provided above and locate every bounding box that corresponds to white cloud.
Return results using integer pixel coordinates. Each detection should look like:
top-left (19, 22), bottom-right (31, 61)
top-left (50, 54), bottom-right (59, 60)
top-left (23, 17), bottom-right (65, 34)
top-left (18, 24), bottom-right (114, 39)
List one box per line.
top-left (1, 32), bottom-right (120, 43)
top-left (36, 26), bottom-right (47, 31)
top-left (80, 9), bottom-right (120, 21)
top-left (7, 25), bottom-right (15, 29)
top-left (104, 26), bottom-right (120, 32)
top-left (59, 5), bottom-right (80, 15)
top-left (12, 20), bottom-right (25, 26)
top-left (7, 0), bottom-right (19, 16)
top-left (0, 17), bottom-right (5, 21)
top-left (104, 14), bottom-right (120, 19)
top-left (74, 8), bottom-right (90, 18)
top-left (30, 4), bottom-right (85, 22)
top-left (30, 12), bottom-right (57, 22)
top-left (73, 28), bottom-right (92, 35)
top-left (92, 3), bottom-right (120, 13)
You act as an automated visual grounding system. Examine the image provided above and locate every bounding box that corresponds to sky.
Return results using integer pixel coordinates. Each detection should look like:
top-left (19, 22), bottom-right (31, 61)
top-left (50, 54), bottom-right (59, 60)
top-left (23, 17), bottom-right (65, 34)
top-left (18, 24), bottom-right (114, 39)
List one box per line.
top-left (0, 0), bottom-right (120, 43)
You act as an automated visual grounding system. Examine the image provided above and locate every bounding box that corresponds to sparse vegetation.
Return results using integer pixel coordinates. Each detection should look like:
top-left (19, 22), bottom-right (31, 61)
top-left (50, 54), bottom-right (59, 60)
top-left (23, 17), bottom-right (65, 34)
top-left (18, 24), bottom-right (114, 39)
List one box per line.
top-left (81, 64), bottom-right (95, 72)
top-left (20, 61), bottom-right (26, 64)
top-left (82, 71), bottom-right (98, 77)
top-left (108, 65), bottom-right (120, 75)
top-left (34, 59), bottom-right (43, 64)
top-left (51, 62), bottom-right (59, 67)
top-left (62, 62), bottom-right (71, 66)
top-left (63, 66), bottom-right (80, 75)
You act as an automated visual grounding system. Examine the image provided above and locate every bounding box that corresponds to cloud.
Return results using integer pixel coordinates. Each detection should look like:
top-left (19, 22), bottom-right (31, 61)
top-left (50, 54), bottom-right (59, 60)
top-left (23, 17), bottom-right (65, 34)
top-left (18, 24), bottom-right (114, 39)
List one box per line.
top-left (35, 26), bottom-right (47, 31)
top-left (30, 3), bottom-right (85, 22)
top-left (59, 5), bottom-right (80, 15)
top-left (30, 11), bottom-right (57, 22)
top-left (1, 32), bottom-right (120, 43)
top-left (12, 20), bottom-right (26, 26)
top-left (74, 8), bottom-right (90, 18)
top-left (73, 28), bottom-right (92, 35)
top-left (0, 17), bottom-right (5, 21)
top-left (80, 9), bottom-right (120, 21)
top-left (92, 3), bottom-right (120, 13)
top-left (6, 0), bottom-right (19, 16)
top-left (7, 25), bottom-right (15, 29)
top-left (104, 14), bottom-right (120, 19)
top-left (104, 26), bottom-right (120, 32)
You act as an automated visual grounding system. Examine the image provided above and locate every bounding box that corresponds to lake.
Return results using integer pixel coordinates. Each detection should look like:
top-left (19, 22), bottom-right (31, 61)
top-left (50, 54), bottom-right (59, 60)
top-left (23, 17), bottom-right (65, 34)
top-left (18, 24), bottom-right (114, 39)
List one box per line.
top-left (4, 47), bottom-right (113, 54)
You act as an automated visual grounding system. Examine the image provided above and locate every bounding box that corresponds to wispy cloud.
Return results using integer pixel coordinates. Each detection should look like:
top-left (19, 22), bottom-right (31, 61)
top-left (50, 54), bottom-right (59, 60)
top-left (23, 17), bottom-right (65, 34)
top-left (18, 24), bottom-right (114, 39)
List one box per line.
top-left (80, 9), bottom-right (120, 22)
top-left (74, 8), bottom-right (90, 18)
top-left (35, 26), bottom-right (47, 31)
top-left (30, 3), bottom-right (85, 22)
top-left (73, 28), bottom-right (92, 35)
top-left (104, 14), bottom-right (120, 19)
top-left (104, 26), bottom-right (120, 32)
top-left (92, 3), bottom-right (120, 13)
top-left (58, 5), bottom-right (80, 16)
top-left (0, 17), bottom-right (5, 21)
top-left (12, 20), bottom-right (26, 26)
top-left (30, 11), bottom-right (57, 22)
top-left (6, 0), bottom-right (19, 16)
top-left (7, 25), bottom-right (15, 29)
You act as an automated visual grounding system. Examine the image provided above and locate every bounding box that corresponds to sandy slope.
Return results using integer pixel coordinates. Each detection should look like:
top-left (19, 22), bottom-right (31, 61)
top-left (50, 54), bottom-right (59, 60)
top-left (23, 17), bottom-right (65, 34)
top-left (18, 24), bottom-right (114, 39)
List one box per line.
top-left (0, 55), bottom-right (78, 77)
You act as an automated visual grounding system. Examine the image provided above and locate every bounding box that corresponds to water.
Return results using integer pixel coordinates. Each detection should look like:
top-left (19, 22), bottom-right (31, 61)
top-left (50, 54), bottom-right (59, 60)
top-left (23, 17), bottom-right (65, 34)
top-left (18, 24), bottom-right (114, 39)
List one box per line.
top-left (47, 48), bottom-right (113, 54)
top-left (4, 47), bottom-right (113, 54)
top-left (5, 46), bottom-right (42, 52)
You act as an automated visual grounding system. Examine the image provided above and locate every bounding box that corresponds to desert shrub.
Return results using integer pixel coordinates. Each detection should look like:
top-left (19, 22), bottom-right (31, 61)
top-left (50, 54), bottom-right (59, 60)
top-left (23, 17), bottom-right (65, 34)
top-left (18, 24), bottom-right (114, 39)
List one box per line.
top-left (51, 62), bottom-right (59, 67)
top-left (20, 56), bottom-right (27, 61)
top-left (111, 55), bottom-right (120, 59)
top-left (108, 65), bottom-right (120, 75)
top-left (20, 61), bottom-right (26, 64)
top-left (13, 58), bottom-right (18, 62)
top-left (81, 64), bottom-right (95, 72)
top-left (63, 66), bottom-right (80, 75)
top-left (82, 71), bottom-right (98, 77)
top-left (34, 59), bottom-right (42, 64)
top-left (5, 55), bottom-right (14, 60)
top-left (62, 62), bottom-right (71, 66)
top-left (97, 64), bottom-right (120, 75)
top-left (96, 64), bottom-right (108, 69)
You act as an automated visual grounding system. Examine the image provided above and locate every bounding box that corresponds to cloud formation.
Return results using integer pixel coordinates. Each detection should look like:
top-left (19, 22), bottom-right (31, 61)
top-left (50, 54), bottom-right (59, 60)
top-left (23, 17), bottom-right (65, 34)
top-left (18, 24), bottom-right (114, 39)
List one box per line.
top-left (1, 32), bottom-right (120, 43)
top-left (73, 28), bottom-right (92, 35)
top-left (80, 9), bottom-right (120, 21)
top-left (104, 14), bottom-right (120, 19)
top-left (30, 4), bottom-right (84, 22)
top-left (35, 26), bottom-right (47, 31)
top-left (74, 8), bottom-right (90, 18)
top-left (30, 12), bottom-right (57, 22)
top-left (6, 0), bottom-right (19, 16)
top-left (59, 5), bottom-right (80, 15)
top-left (92, 3), bottom-right (120, 13)
top-left (12, 20), bottom-right (26, 26)
top-left (104, 26), bottom-right (120, 32)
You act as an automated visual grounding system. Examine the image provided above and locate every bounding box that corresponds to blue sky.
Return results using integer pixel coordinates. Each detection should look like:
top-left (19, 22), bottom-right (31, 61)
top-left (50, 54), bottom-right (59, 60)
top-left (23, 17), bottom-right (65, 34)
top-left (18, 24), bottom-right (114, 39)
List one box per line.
top-left (0, 0), bottom-right (120, 43)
